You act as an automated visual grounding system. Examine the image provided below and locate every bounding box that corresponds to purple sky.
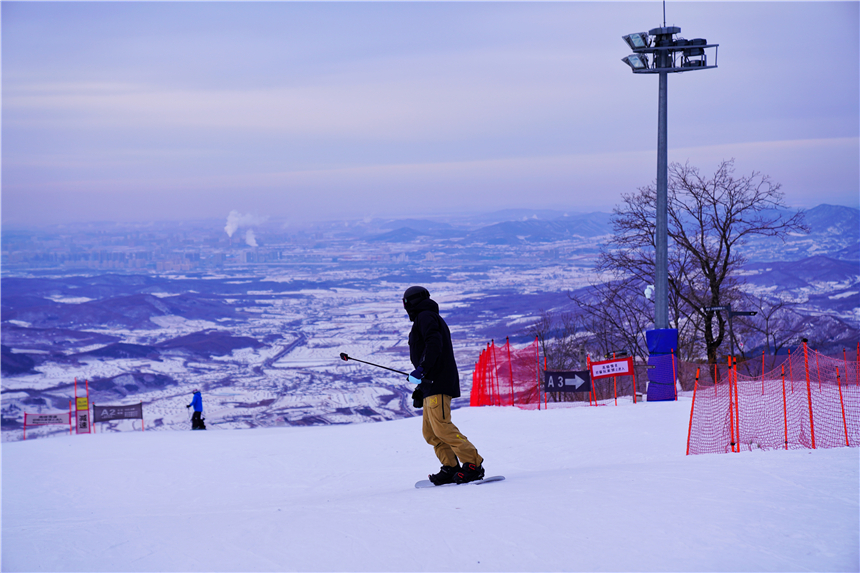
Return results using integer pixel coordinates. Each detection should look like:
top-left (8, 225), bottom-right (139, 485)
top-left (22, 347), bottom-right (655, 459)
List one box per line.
top-left (2, 2), bottom-right (858, 227)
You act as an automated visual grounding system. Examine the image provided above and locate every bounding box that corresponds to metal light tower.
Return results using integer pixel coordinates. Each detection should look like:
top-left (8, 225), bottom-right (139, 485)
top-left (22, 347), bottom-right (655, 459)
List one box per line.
top-left (621, 25), bottom-right (718, 329)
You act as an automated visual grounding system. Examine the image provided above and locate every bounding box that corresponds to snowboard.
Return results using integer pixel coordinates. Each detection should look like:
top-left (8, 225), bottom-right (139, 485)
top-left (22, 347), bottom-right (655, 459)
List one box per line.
top-left (415, 475), bottom-right (505, 489)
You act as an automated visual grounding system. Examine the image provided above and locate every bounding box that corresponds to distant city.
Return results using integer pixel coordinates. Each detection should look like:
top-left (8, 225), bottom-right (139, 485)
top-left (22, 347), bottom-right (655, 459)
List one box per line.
top-left (2, 204), bottom-right (857, 441)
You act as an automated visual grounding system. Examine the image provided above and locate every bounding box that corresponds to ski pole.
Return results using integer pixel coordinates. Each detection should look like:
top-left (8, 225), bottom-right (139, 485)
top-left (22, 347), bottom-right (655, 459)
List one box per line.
top-left (339, 353), bottom-right (409, 376)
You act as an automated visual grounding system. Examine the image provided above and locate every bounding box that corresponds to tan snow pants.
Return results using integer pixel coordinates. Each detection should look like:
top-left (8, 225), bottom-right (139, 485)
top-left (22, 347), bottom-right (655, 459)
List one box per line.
top-left (422, 394), bottom-right (483, 468)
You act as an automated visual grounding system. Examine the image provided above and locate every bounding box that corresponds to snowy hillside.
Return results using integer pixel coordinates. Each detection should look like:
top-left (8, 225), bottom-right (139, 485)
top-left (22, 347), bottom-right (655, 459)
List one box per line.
top-left (3, 398), bottom-right (858, 572)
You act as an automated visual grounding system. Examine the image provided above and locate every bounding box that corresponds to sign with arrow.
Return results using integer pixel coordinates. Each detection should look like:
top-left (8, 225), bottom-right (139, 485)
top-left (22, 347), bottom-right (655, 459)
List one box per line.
top-left (544, 370), bottom-right (591, 393)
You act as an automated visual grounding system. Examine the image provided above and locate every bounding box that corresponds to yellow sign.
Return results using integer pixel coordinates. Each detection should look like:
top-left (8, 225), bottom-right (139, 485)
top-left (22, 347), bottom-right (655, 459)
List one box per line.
top-left (76, 397), bottom-right (89, 410)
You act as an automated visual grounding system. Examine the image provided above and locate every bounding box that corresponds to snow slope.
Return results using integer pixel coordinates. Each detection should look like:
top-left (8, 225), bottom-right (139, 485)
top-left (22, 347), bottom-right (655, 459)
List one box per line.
top-left (3, 397), bottom-right (858, 572)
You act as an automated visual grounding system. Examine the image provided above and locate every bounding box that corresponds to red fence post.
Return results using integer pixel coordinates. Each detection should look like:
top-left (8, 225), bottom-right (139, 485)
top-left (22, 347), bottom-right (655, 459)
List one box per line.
top-left (534, 336), bottom-right (540, 410)
top-left (733, 357), bottom-right (741, 452)
top-left (781, 364), bottom-right (788, 450)
top-left (506, 338), bottom-right (514, 407)
top-left (728, 357), bottom-right (736, 452)
top-left (613, 352), bottom-right (618, 406)
top-left (803, 340), bottom-right (816, 449)
top-left (714, 363), bottom-right (718, 397)
top-left (836, 367), bottom-right (849, 447)
top-left (587, 355), bottom-right (595, 405)
top-left (686, 367), bottom-right (700, 455)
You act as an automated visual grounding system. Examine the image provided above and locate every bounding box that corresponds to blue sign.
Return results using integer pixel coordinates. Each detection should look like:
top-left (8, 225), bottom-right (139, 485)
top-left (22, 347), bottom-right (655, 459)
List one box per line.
top-left (544, 371), bottom-right (591, 393)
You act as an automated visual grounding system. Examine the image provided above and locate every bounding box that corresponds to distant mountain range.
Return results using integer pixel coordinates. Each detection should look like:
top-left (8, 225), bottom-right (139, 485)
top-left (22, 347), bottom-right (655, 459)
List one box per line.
top-left (366, 204), bottom-right (858, 262)
top-left (367, 212), bottom-right (614, 243)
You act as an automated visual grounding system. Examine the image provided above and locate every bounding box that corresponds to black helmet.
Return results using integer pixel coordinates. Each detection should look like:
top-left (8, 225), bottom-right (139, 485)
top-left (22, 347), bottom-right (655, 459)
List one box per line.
top-left (402, 286), bottom-right (430, 310)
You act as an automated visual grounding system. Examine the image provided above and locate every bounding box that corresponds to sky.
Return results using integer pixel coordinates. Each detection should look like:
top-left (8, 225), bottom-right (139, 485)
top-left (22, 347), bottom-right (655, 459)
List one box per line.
top-left (2, 1), bottom-right (858, 227)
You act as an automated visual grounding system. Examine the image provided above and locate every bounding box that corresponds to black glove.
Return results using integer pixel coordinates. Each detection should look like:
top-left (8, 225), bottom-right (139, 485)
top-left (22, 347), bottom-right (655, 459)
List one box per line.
top-left (411, 387), bottom-right (424, 409)
top-left (186, 404), bottom-right (190, 408)
top-left (408, 367), bottom-right (424, 384)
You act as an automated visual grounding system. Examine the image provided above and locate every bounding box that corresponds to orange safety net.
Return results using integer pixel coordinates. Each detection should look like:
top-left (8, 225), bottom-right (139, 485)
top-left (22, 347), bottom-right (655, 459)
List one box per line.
top-left (470, 337), bottom-right (540, 409)
top-left (687, 343), bottom-right (860, 454)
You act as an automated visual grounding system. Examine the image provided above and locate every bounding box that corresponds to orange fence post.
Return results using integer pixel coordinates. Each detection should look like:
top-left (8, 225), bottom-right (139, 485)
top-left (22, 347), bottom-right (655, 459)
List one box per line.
top-left (781, 364), bottom-right (788, 450)
top-left (686, 367), bottom-right (700, 455)
top-left (803, 340), bottom-right (816, 449)
top-left (761, 350), bottom-right (765, 396)
top-left (836, 367), bottom-right (849, 447)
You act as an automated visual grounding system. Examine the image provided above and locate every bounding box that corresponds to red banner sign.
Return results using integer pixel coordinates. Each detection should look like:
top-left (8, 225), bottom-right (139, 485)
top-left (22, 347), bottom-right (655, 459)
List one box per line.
top-left (589, 356), bottom-right (635, 379)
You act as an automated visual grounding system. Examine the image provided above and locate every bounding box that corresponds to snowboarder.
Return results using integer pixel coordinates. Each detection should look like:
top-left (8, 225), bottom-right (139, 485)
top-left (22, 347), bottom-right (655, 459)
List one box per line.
top-left (186, 389), bottom-right (206, 430)
top-left (403, 286), bottom-right (485, 485)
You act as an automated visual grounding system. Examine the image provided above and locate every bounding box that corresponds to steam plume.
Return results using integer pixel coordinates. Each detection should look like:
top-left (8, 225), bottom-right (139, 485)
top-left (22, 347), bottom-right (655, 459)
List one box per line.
top-left (224, 210), bottom-right (265, 238)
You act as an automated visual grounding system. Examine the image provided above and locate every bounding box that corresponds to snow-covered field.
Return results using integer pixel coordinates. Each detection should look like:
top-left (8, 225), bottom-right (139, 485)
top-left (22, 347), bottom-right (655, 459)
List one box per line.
top-left (3, 397), bottom-right (858, 572)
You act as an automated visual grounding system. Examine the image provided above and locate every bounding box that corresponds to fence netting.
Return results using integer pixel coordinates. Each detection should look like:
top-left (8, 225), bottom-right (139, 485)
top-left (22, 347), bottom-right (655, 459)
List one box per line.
top-left (470, 338), bottom-right (540, 408)
top-left (687, 343), bottom-right (860, 454)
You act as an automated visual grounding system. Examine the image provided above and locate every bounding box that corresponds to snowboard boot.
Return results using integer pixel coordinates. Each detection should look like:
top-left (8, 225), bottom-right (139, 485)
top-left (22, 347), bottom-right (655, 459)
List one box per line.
top-left (428, 464), bottom-right (460, 486)
top-left (454, 462), bottom-right (485, 484)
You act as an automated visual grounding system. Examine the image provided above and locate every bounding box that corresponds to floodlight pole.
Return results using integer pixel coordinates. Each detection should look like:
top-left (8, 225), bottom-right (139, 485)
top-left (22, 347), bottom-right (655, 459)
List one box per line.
top-left (621, 25), bottom-right (718, 331)
top-left (655, 69), bottom-right (669, 329)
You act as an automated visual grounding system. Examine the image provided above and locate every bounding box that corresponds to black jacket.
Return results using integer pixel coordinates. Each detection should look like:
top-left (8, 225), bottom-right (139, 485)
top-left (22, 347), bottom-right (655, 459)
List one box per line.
top-left (408, 298), bottom-right (460, 399)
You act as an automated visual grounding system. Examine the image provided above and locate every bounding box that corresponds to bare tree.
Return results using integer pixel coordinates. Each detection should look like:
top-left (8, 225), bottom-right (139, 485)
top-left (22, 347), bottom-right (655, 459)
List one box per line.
top-left (570, 273), bottom-right (651, 363)
top-left (526, 309), bottom-right (586, 402)
top-left (737, 294), bottom-right (805, 356)
top-left (526, 309), bottom-right (582, 371)
top-left (598, 159), bottom-right (807, 364)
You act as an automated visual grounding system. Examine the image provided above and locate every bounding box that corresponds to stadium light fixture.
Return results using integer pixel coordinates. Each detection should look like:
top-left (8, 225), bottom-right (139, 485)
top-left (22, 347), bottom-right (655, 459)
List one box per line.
top-left (623, 32), bottom-right (650, 50)
top-left (621, 54), bottom-right (649, 70)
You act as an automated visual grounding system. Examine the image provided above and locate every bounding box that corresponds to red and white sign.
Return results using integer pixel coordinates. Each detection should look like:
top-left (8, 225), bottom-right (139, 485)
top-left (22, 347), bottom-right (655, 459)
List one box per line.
top-left (590, 356), bottom-right (635, 379)
top-left (75, 410), bottom-right (90, 434)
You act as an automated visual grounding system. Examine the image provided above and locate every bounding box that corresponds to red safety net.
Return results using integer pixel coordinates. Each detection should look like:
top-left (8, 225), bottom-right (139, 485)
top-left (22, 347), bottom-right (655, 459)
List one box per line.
top-left (687, 343), bottom-right (860, 455)
top-left (470, 337), bottom-right (540, 409)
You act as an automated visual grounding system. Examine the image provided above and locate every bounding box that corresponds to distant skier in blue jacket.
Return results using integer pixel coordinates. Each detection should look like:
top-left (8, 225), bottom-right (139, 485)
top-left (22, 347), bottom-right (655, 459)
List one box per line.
top-left (186, 389), bottom-right (206, 430)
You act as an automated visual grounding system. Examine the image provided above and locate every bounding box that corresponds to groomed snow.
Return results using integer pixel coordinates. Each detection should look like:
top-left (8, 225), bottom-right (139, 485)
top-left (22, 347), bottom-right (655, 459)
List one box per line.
top-left (3, 397), bottom-right (858, 572)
